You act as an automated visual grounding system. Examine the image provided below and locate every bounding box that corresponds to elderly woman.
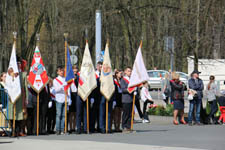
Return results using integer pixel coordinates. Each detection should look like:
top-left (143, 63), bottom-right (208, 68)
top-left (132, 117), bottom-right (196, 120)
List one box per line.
top-left (170, 73), bottom-right (187, 125)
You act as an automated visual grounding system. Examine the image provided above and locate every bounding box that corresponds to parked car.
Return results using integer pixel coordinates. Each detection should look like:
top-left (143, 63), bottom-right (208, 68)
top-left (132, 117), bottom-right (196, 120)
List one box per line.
top-left (176, 71), bottom-right (189, 85)
top-left (147, 70), bottom-right (189, 90)
top-left (147, 70), bottom-right (169, 90)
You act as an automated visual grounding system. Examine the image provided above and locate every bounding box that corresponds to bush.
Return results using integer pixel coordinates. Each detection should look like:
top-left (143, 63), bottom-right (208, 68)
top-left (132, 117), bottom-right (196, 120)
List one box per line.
top-left (148, 104), bottom-right (173, 116)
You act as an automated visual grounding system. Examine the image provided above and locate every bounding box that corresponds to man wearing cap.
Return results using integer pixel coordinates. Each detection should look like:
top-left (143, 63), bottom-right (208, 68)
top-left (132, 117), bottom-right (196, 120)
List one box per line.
top-left (188, 70), bottom-right (204, 125)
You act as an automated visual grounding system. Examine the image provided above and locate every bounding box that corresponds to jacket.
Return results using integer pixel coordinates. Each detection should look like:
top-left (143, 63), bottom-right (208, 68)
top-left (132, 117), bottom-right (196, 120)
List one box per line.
top-left (170, 80), bottom-right (186, 100)
top-left (206, 82), bottom-right (218, 101)
top-left (120, 77), bottom-right (133, 103)
top-left (188, 78), bottom-right (204, 99)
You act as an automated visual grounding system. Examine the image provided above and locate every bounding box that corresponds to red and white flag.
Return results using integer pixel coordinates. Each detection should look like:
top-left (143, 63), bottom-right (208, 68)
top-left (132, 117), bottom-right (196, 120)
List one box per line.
top-left (27, 46), bottom-right (49, 93)
top-left (128, 41), bottom-right (149, 93)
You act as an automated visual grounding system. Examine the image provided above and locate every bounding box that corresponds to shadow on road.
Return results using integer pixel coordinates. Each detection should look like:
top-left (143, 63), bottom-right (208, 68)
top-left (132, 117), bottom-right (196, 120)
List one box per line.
top-left (136, 129), bottom-right (168, 133)
top-left (0, 141), bottom-right (14, 144)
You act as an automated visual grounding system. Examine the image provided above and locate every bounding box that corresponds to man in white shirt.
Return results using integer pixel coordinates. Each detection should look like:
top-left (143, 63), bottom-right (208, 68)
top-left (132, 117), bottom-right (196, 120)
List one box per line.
top-left (53, 66), bottom-right (71, 135)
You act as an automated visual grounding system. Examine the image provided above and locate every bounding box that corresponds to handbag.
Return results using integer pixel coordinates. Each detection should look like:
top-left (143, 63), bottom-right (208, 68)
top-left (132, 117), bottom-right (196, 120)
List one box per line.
top-left (206, 101), bottom-right (211, 115)
top-left (187, 94), bottom-right (193, 100)
top-left (214, 102), bottom-right (221, 117)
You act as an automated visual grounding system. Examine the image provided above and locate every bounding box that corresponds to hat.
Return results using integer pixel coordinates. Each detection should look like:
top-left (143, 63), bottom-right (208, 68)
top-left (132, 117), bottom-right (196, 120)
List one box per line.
top-left (191, 70), bottom-right (201, 74)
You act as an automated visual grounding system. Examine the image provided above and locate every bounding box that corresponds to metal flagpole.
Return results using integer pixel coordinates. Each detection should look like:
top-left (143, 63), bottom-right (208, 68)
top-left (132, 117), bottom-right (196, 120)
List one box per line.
top-left (64, 33), bottom-right (68, 134)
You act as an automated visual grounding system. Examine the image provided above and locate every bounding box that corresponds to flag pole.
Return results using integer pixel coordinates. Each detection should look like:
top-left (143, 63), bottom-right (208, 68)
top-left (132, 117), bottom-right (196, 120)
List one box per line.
top-left (131, 95), bottom-right (136, 130)
top-left (12, 32), bottom-right (17, 137)
top-left (85, 29), bottom-right (90, 134)
top-left (106, 100), bottom-right (108, 134)
top-left (86, 98), bottom-right (89, 134)
top-left (64, 33), bottom-right (68, 134)
top-left (37, 93), bottom-right (39, 136)
top-left (130, 41), bottom-right (142, 131)
top-left (36, 34), bottom-right (40, 136)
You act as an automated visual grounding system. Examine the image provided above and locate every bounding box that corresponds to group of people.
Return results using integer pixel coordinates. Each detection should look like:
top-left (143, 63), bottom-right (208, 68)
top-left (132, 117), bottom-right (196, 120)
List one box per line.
top-left (0, 58), bottom-right (156, 137)
top-left (1, 57), bottom-right (225, 137)
top-left (162, 70), bottom-right (225, 126)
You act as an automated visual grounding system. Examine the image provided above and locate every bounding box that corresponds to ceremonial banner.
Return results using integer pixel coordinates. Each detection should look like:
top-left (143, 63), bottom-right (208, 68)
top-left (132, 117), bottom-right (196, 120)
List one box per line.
top-left (100, 43), bottom-right (115, 100)
top-left (78, 42), bottom-right (97, 101)
top-left (5, 42), bottom-right (21, 104)
top-left (128, 42), bottom-right (149, 93)
top-left (65, 45), bottom-right (75, 91)
top-left (27, 46), bottom-right (49, 93)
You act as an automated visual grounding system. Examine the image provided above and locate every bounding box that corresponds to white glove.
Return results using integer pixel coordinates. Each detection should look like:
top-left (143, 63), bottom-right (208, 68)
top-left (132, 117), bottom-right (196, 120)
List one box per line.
top-left (134, 91), bottom-right (137, 95)
top-left (48, 101), bottom-right (52, 108)
top-left (90, 98), bottom-right (95, 104)
top-left (68, 100), bottom-right (72, 106)
top-left (113, 101), bottom-right (116, 109)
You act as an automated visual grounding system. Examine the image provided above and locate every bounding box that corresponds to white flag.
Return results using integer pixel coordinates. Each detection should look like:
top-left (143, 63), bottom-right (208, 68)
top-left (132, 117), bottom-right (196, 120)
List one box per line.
top-left (128, 42), bottom-right (149, 93)
top-left (100, 43), bottom-right (115, 100)
top-left (5, 42), bottom-right (21, 104)
top-left (78, 42), bottom-right (97, 101)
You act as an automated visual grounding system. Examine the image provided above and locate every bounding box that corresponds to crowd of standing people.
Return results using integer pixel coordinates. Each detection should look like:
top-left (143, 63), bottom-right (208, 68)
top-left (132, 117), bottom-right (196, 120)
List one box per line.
top-left (1, 58), bottom-right (225, 137)
top-left (0, 58), bottom-right (156, 137)
top-left (161, 70), bottom-right (225, 126)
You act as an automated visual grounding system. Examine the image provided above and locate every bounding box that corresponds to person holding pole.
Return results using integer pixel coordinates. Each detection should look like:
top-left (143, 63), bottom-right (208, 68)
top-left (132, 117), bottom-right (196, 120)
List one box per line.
top-left (53, 66), bottom-right (71, 135)
top-left (99, 42), bottom-right (115, 134)
top-left (121, 67), bottom-right (133, 133)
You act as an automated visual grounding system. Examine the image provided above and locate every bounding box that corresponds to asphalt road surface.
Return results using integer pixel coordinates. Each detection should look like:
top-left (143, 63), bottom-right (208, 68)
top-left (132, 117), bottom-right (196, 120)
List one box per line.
top-left (1, 122), bottom-right (225, 150)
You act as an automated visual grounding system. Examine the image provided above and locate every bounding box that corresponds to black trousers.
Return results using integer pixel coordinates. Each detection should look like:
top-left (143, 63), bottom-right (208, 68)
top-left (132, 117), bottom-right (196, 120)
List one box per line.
top-left (27, 108), bottom-right (34, 135)
top-left (208, 100), bottom-right (218, 122)
top-left (135, 99), bottom-right (143, 119)
top-left (143, 100), bottom-right (153, 120)
top-left (90, 98), bottom-right (100, 132)
top-left (122, 102), bottom-right (132, 129)
top-left (47, 101), bottom-right (56, 132)
top-left (33, 100), bottom-right (48, 134)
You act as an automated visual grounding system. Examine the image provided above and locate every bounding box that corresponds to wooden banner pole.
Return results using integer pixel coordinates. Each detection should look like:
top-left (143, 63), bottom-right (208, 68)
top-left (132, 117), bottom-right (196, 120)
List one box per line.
top-left (12, 104), bottom-right (16, 137)
top-left (65, 93), bottom-right (67, 133)
top-left (64, 33), bottom-right (68, 134)
top-left (86, 98), bottom-right (89, 134)
top-left (131, 95), bottom-right (136, 130)
top-left (37, 93), bottom-right (39, 136)
top-left (106, 100), bottom-right (108, 134)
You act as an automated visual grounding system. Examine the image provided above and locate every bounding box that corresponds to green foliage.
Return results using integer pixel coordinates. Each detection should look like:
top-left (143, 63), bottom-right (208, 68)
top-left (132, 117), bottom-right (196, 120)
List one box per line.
top-left (148, 104), bottom-right (173, 116)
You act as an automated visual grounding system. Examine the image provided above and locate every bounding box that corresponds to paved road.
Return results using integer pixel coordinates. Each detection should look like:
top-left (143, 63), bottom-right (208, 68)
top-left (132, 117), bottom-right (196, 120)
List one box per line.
top-left (1, 122), bottom-right (225, 150)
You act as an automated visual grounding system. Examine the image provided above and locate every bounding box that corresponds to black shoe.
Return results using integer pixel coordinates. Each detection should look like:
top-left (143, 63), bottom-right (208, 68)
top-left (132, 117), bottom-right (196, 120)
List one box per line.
top-left (76, 130), bottom-right (81, 134)
top-left (56, 131), bottom-right (61, 135)
top-left (188, 122), bottom-right (193, 126)
top-left (100, 130), bottom-right (106, 134)
top-left (107, 130), bottom-right (112, 134)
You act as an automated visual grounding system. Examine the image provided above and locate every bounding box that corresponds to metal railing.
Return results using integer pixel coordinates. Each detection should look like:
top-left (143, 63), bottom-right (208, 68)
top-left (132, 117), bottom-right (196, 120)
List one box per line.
top-left (0, 88), bottom-right (10, 134)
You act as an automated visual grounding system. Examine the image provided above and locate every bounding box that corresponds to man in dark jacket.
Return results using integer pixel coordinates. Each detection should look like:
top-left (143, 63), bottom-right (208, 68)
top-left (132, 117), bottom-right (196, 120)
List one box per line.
top-left (188, 70), bottom-right (204, 125)
top-left (121, 67), bottom-right (133, 133)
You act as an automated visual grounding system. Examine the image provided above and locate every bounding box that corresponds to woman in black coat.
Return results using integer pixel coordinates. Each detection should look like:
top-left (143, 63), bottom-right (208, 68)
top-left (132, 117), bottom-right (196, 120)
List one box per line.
top-left (170, 73), bottom-right (187, 125)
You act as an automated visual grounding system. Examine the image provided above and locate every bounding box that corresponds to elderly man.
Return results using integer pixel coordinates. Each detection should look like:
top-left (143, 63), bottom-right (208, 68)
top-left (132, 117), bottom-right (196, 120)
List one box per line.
top-left (188, 70), bottom-right (204, 126)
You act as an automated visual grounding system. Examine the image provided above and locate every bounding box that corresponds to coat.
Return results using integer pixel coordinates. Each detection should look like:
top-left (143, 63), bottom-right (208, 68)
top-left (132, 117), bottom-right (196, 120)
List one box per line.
top-left (170, 80), bottom-right (186, 100)
top-left (188, 78), bottom-right (204, 100)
